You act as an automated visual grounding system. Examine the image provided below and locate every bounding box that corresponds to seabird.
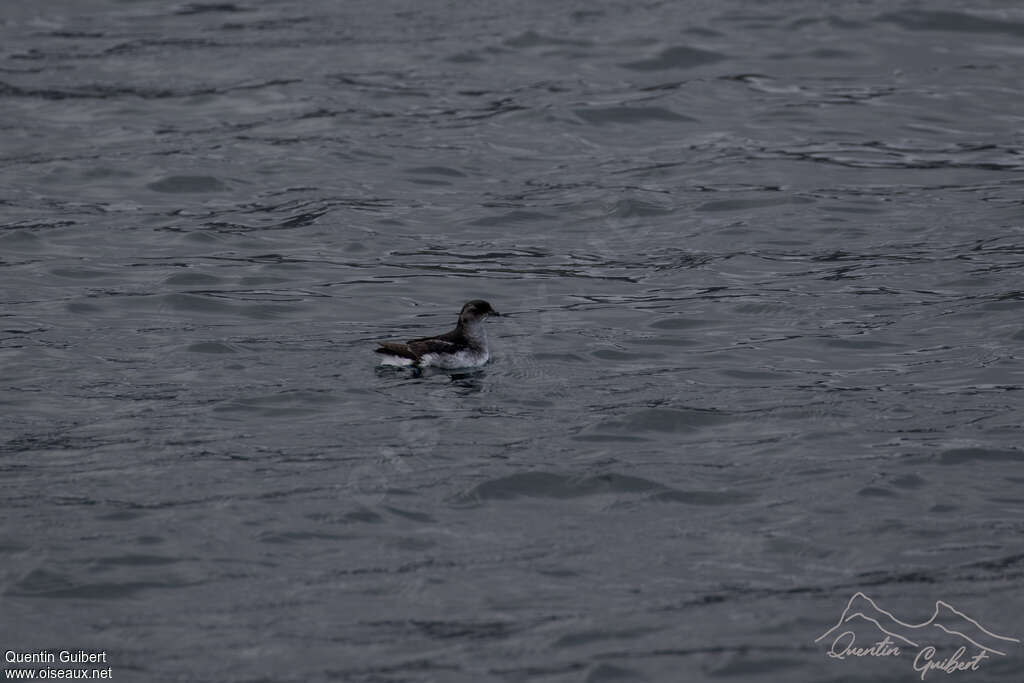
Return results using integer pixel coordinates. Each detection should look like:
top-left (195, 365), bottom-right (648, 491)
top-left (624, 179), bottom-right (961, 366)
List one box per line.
top-left (375, 300), bottom-right (500, 369)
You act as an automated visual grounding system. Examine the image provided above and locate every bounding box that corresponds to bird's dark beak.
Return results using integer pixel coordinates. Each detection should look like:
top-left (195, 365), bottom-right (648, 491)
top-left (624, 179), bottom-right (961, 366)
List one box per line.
top-left (491, 310), bottom-right (501, 317)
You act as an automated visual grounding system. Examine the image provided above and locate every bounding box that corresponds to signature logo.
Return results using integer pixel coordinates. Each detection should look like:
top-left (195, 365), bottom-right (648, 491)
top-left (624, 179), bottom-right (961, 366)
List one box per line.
top-left (816, 592), bottom-right (1019, 679)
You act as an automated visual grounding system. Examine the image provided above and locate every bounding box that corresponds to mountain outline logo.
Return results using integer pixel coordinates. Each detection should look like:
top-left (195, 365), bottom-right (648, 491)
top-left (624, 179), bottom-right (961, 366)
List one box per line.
top-left (816, 592), bottom-right (1019, 678)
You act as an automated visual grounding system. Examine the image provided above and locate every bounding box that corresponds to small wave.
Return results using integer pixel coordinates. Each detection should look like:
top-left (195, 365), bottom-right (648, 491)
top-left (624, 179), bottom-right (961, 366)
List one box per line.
top-left (451, 471), bottom-right (753, 507)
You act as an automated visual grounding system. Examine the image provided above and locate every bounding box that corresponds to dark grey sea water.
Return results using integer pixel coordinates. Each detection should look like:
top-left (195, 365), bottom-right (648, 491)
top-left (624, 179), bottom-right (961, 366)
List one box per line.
top-left (2, 1), bottom-right (1023, 681)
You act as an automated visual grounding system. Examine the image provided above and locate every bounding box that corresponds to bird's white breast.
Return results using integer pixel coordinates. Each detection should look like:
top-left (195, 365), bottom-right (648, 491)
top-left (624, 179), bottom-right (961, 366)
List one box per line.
top-left (420, 348), bottom-right (489, 369)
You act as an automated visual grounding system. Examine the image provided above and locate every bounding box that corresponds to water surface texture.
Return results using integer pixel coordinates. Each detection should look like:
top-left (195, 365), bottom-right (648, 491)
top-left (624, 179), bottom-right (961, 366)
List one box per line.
top-left (2, 1), bottom-right (1023, 681)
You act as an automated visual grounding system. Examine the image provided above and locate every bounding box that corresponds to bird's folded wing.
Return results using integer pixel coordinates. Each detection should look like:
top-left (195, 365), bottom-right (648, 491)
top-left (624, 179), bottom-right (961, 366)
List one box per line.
top-left (375, 342), bottom-right (419, 360)
top-left (407, 338), bottom-right (459, 356)
top-left (375, 336), bottom-right (460, 360)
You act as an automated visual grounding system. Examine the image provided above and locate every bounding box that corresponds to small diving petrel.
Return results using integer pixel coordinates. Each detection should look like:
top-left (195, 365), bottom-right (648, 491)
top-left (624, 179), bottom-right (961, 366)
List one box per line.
top-left (375, 300), bottom-right (500, 369)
